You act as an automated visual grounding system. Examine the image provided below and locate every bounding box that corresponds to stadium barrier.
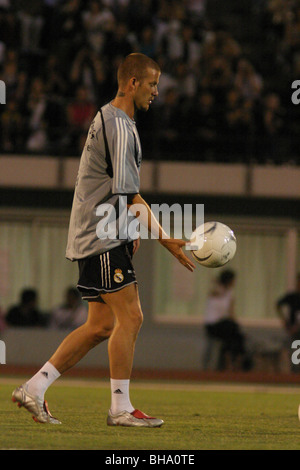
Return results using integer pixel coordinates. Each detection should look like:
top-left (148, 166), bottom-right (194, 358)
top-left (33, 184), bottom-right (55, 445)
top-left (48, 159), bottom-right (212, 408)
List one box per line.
top-left (0, 155), bottom-right (300, 199)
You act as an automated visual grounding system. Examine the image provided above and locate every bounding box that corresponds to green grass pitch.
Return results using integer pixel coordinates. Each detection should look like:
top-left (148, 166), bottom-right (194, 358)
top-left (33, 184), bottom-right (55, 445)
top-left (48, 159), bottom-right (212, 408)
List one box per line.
top-left (1, 380), bottom-right (300, 450)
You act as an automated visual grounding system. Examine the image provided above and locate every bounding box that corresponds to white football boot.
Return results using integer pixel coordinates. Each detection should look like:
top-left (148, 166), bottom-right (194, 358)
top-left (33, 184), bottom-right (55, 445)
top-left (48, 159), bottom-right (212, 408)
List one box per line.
top-left (107, 408), bottom-right (164, 427)
top-left (12, 384), bottom-right (61, 424)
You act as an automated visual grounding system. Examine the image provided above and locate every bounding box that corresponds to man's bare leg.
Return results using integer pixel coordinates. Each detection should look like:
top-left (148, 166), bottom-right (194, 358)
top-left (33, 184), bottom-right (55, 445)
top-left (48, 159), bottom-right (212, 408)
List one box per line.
top-left (101, 283), bottom-right (143, 415)
top-left (102, 283), bottom-right (143, 380)
top-left (22, 302), bottom-right (114, 399)
top-left (12, 301), bottom-right (114, 423)
top-left (102, 283), bottom-right (164, 426)
top-left (49, 301), bottom-right (114, 374)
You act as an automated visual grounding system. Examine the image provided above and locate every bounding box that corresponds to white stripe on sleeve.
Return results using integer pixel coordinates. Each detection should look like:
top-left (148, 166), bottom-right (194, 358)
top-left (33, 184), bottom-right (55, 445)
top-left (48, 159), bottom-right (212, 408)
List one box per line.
top-left (115, 117), bottom-right (128, 192)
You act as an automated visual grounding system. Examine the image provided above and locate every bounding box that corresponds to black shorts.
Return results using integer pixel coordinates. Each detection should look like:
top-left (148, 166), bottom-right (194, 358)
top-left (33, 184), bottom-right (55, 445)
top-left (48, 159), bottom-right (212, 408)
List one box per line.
top-left (77, 242), bottom-right (137, 302)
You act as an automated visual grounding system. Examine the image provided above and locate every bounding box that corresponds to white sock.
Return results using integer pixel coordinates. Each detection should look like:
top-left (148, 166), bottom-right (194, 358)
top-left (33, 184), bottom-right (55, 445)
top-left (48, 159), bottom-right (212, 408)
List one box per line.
top-left (25, 361), bottom-right (61, 400)
top-left (110, 379), bottom-right (135, 415)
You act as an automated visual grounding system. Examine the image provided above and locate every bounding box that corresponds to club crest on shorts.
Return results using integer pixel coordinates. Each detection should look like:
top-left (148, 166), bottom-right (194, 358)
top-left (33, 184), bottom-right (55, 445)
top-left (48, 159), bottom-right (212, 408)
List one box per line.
top-left (114, 268), bottom-right (124, 283)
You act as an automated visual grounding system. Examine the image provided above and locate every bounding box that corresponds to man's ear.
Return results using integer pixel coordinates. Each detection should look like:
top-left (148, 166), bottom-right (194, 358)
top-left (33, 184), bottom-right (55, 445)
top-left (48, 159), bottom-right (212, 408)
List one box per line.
top-left (131, 77), bottom-right (138, 89)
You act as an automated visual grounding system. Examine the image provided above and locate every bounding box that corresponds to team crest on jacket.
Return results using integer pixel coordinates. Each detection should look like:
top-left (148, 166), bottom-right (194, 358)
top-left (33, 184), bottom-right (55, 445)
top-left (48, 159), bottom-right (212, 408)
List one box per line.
top-left (114, 269), bottom-right (124, 283)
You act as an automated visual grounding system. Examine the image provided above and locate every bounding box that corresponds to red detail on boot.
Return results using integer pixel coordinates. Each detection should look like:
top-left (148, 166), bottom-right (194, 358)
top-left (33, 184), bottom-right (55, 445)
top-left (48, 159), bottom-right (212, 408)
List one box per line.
top-left (131, 409), bottom-right (155, 419)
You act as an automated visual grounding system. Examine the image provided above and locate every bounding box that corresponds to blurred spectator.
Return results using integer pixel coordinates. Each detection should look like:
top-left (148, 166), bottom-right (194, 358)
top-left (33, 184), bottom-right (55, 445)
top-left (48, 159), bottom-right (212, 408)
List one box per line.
top-left (180, 23), bottom-right (202, 67)
top-left (50, 287), bottom-right (87, 330)
top-left (158, 21), bottom-right (202, 67)
top-left (173, 60), bottom-right (197, 100)
top-left (214, 31), bottom-right (241, 63)
top-left (255, 92), bottom-right (286, 163)
top-left (284, 5), bottom-right (300, 60)
top-left (42, 54), bottom-right (67, 99)
top-left (234, 58), bottom-right (263, 101)
top-left (127, 0), bottom-right (158, 35)
top-left (22, 74), bottom-right (66, 154)
top-left (201, 30), bottom-right (241, 67)
top-left (25, 77), bottom-right (49, 152)
top-left (0, 0), bottom-right (11, 9)
top-left (190, 90), bottom-right (218, 160)
top-left (53, 0), bottom-right (85, 67)
top-left (0, 9), bottom-right (21, 50)
top-left (67, 85), bottom-right (96, 153)
top-left (157, 87), bottom-right (182, 158)
top-left (159, 21), bottom-right (202, 64)
top-left (0, 98), bottom-right (24, 151)
top-left (220, 88), bottom-right (255, 161)
top-left (138, 25), bottom-right (157, 58)
top-left (5, 288), bottom-right (47, 327)
top-left (17, 0), bottom-right (44, 53)
top-left (106, 0), bottom-right (130, 23)
top-left (14, 70), bottom-right (28, 107)
top-left (82, 0), bottom-right (115, 54)
top-left (0, 49), bottom-right (19, 100)
top-left (201, 56), bottom-right (234, 112)
top-left (70, 46), bottom-right (109, 103)
top-left (185, 0), bottom-right (207, 21)
top-left (152, 55), bottom-right (177, 105)
top-left (204, 270), bottom-right (252, 371)
top-left (277, 273), bottom-right (300, 373)
top-left (103, 22), bottom-right (135, 61)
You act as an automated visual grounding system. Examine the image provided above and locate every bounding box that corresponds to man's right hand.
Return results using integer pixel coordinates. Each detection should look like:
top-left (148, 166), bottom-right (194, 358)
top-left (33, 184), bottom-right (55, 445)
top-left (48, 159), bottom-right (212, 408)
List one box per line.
top-left (159, 238), bottom-right (196, 272)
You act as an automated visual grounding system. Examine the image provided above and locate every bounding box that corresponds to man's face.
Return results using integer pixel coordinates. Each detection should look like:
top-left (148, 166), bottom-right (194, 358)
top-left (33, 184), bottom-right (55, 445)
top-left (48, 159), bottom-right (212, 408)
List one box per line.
top-left (133, 67), bottom-right (160, 112)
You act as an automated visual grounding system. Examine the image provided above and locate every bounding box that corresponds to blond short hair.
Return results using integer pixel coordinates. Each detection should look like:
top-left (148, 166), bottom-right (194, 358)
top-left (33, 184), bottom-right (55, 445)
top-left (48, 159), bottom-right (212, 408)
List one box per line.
top-left (117, 53), bottom-right (160, 86)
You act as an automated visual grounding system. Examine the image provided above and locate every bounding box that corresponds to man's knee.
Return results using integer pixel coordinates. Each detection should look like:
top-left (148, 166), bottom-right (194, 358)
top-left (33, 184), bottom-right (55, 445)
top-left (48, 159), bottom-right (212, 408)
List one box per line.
top-left (131, 307), bottom-right (143, 330)
top-left (90, 324), bottom-right (114, 345)
top-left (102, 285), bottom-right (143, 333)
top-left (120, 304), bottom-right (143, 333)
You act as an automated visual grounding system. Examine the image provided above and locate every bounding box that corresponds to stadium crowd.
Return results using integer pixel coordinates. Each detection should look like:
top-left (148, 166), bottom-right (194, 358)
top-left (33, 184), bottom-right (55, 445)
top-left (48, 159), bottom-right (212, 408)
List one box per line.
top-left (0, 0), bottom-right (299, 164)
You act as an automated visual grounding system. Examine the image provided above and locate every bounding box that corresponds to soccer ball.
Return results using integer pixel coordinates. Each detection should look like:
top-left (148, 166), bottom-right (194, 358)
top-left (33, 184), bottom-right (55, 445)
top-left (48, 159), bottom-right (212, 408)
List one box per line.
top-left (190, 221), bottom-right (237, 268)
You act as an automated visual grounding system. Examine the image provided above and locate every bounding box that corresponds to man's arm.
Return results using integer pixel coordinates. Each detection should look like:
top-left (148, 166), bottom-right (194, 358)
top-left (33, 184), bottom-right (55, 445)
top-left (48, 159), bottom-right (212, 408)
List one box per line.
top-left (127, 193), bottom-right (195, 272)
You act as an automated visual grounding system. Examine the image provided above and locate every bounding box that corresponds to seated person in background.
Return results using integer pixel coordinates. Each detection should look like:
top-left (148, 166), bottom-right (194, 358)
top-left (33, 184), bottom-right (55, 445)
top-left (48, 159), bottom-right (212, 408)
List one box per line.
top-left (6, 289), bottom-right (46, 327)
top-left (204, 270), bottom-right (251, 371)
top-left (276, 273), bottom-right (300, 372)
top-left (0, 301), bottom-right (6, 334)
top-left (50, 287), bottom-right (88, 330)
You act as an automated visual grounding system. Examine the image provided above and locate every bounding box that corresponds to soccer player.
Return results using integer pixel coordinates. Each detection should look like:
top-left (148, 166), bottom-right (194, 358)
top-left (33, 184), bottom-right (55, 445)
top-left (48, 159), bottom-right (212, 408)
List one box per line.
top-left (12, 53), bottom-right (195, 427)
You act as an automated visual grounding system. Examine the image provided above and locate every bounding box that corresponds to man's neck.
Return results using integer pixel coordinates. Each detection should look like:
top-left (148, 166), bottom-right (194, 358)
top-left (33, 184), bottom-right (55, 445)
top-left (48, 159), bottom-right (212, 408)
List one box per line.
top-left (111, 94), bottom-right (135, 120)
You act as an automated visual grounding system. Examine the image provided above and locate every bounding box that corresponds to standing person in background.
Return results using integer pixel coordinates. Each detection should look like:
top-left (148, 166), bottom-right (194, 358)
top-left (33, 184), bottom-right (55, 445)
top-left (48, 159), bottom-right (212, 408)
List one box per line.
top-left (12, 53), bottom-right (195, 427)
